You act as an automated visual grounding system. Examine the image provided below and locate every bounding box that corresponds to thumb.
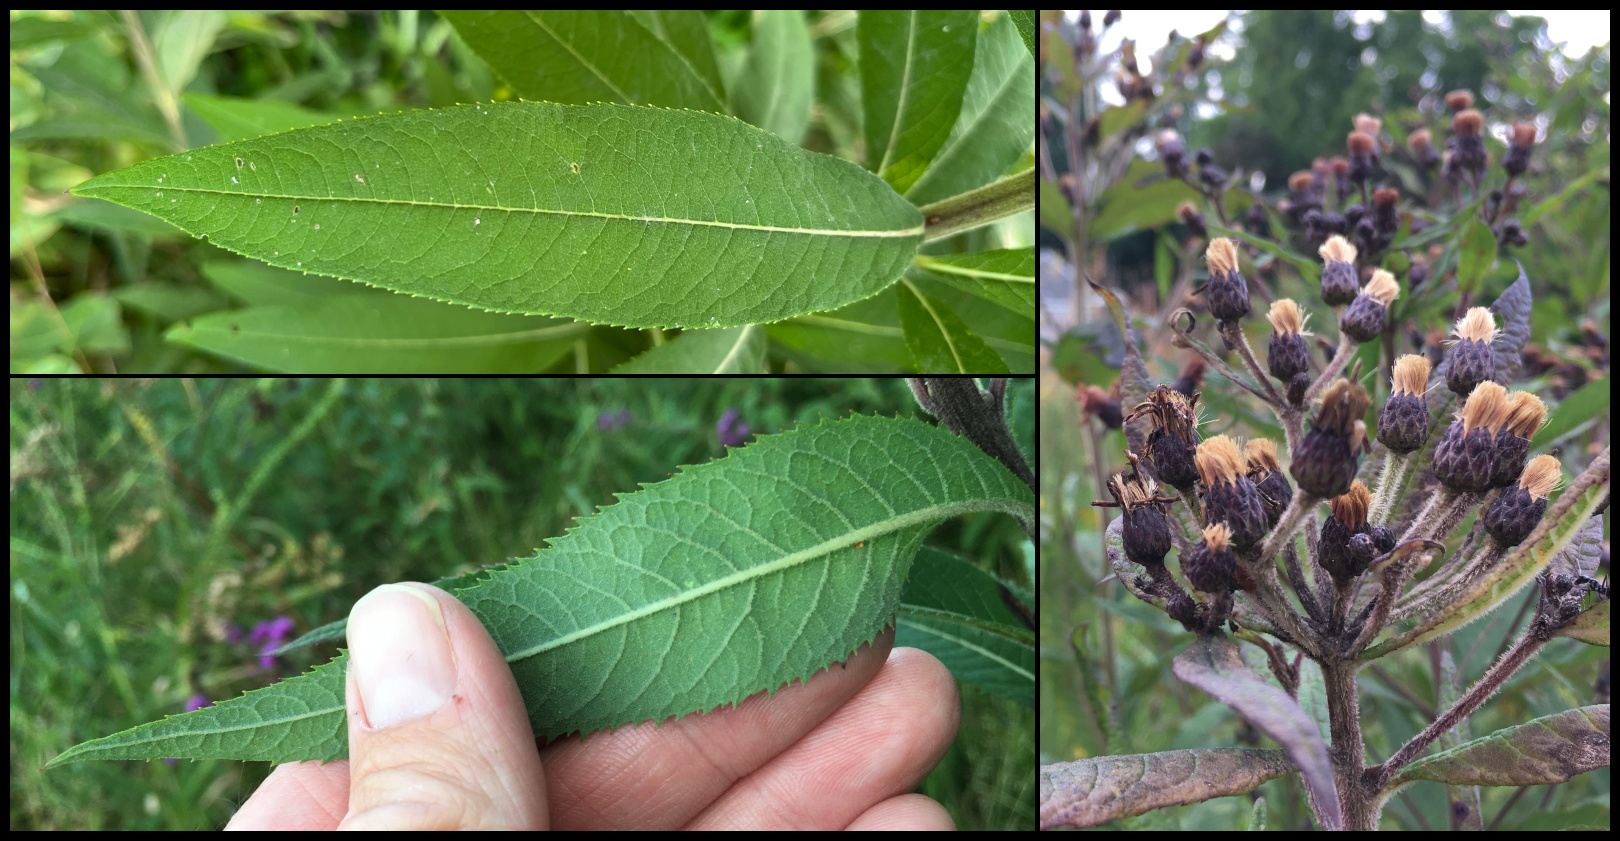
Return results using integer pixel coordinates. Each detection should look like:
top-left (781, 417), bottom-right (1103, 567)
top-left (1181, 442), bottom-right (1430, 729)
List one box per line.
top-left (339, 583), bottom-right (547, 830)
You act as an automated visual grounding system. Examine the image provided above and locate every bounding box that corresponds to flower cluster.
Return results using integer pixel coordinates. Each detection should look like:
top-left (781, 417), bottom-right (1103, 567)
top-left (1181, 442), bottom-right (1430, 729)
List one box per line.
top-left (1085, 95), bottom-right (1604, 655)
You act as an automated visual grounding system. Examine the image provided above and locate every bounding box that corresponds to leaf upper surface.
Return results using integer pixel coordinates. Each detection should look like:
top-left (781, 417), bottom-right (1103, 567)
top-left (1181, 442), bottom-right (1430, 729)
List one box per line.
top-left (70, 101), bottom-right (926, 329)
top-left (46, 414), bottom-right (1033, 766)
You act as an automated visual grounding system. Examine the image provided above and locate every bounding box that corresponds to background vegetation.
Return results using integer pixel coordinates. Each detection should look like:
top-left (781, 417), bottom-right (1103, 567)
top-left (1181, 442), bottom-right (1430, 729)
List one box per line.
top-left (1040, 9), bottom-right (1609, 830)
top-left (13, 10), bottom-right (1035, 374)
top-left (13, 377), bottom-right (1035, 829)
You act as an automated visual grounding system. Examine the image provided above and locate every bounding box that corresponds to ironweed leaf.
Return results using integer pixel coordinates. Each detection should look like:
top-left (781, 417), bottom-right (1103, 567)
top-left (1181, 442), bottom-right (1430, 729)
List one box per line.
top-left (46, 414), bottom-right (1032, 766)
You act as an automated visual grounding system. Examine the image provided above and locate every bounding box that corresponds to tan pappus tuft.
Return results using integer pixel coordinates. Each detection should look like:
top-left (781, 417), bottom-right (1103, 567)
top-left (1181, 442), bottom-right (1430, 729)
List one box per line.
top-left (1319, 234), bottom-right (1358, 266)
top-left (1244, 438), bottom-right (1281, 473)
top-left (1267, 299), bottom-right (1311, 335)
top-left (1353, 113), bottom-right (1383, 136)
top-left (1509, 121), bottom-right (1538, 147)
top-left (1449, 307), bottom-right (1499, 345)
top-left (1204, 237), bottom-right (1240, 275)
top-left (1516, 454), bottom-right (1562, 499)
top-left (1328, 480), bottom-right (1373, 530)
top-left (1502, 391), bottom-right (1548, 438)
top-left (1361, 269), bottom-right (1401, 306)
top-left (1315, 378), bottom-right (1373, 436)
top-left (1194, 434), bottom-right (1247, 486)
top-left (1456, 380), bottom-right (1510, 435)
top-left (1347, 131), bottom-right (1376, 156)
top-left (1391, 354), bottom-right (1432, 396)
top-left (1453, 108), bottom-right (1484, 138)
top-left (1200, 521), bottom-right (1232, 551)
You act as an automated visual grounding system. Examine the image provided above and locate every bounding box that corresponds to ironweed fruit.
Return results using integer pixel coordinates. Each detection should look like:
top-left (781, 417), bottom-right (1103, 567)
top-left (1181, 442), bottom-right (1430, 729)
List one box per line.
top-left (1291, 378), bottom-right (1371, 498)
top-left (1482, 454), bottom-right (1562, 546)
top-left (1127, 386), bottom-right (1202, 489)
top-left (1194, 435), bottom-right (1269, 549)
top-left (1203, 238), bottom-right (1250, 322)
top-left (1377, 354), bottom-right (1433, 454)
top-left (1431, 381), bottom-right (1511, 492)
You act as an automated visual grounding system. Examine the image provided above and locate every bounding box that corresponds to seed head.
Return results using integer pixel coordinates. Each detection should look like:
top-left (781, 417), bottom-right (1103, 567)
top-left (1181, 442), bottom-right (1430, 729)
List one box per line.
top-left (1445, 307), bottom-right (1499, 397)
top-left (1489, 391), bottom-right (1547, 488)
top-left (1266, 299), bottom-right (1313, 383)
top-left (1182, 522), bottom-right (1236, 594)
top-left (1481, 454), bottom-right (1561, 546)
top-left (1377, 354), bottom-right (1433, 454)
top-left (1203, 238), bottom-right (1250, 321)
top-left (1319, 481), bottom-right (1374, 580)
top-left (1093, 465), bottom-right (1181, 569)
top-left (1244, 438), bottom-right (1293, 528)
top-left (1195, 435), bottom-right (1270, 548)
top-left (1340, 270), bottom-right (1400, 342)
top-left (1318, 235), bottom-right (1360, 306)
top-left (1431, 381), bottom-right (1511, 492)
top-left (1127, 386), bottom-right (1203, 489)
top-left (1408, 128), bottom-right (1441, 168)
top-left (1502, 120), bottom-right (1537, 178)
top-left (1346, 130), bottom-right (1377, 184)
top-left (1156, 129), bottom-right (1187, 179)
top-left (1450, 109), bottom-right (1489, 177)
top-left (1290, 378), bottom-right (1372, 498)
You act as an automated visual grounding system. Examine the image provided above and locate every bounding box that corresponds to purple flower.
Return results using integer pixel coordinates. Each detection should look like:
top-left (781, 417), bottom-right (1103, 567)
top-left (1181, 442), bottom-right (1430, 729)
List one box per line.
top-left (716, 408), bottom-right (751, 448)
top-left (596, 409), bottom-right (633, 431)
top-left (248, 616), bottom-right (296, 670)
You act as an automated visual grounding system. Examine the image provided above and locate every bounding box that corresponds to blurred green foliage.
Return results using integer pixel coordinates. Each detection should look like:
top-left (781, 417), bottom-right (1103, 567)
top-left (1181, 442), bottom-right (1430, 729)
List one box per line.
top-left (12, 377), bottom-right (1034, 829)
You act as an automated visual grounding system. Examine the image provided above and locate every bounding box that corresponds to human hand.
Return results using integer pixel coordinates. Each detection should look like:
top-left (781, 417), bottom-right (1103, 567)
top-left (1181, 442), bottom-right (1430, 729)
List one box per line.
top-left (225, 582), bottom-right (958, 830)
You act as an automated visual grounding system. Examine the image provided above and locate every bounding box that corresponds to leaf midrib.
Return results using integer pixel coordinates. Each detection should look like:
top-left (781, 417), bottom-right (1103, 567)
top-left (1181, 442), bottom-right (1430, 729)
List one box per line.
top-left (116, 186), bottom-right (924, 238)
top-left (505, 499), bottom-right (1001, 662)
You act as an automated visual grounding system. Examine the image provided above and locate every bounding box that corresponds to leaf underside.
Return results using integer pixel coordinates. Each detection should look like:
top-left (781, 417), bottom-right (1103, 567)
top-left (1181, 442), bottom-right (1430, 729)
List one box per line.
top-left (47, 414), bottom-right (1033, 766)
top-left (70, 101), bottom-right (926, 329)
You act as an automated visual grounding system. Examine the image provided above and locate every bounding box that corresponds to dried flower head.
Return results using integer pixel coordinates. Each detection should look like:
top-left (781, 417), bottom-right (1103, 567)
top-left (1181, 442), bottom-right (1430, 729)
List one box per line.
top-left (1291, 378), bottom-right (1372, 498)
top-left (1377, 355), bottom-right (1433, 454)
top-left (1244, 438), bottom-right (1294, 528)
top-left (1127, 386), bottom-right (1204, 489)
top-left (1195, 435), bottom-right (1269, 548)
top-left (1341, 270), bottom-right (1400, 342)
top-left (1503, 120), bottom-right (1538, 177)
top-left (1092, 456), bottom-right (1182, 568)
top-left (1432, 381), bottom-right (1512, 492)
top-left (1482, 454), bottom-right (1562, 546)
top-left (1320, 481), bottom-right (1375, 580)
top-left (1318, 235), bottom-right (1360, 306)
top-left (1203, 238), bottom-right (1250, 321)
top-left (1490, 391), bottom-right (1548, 488)
top-left (1182, 522), bottom-right (1236, 595)
top-left (1266, 299), bottom-right (1313, 382)
top-left (1445, 307), bottom-right (1499, 397)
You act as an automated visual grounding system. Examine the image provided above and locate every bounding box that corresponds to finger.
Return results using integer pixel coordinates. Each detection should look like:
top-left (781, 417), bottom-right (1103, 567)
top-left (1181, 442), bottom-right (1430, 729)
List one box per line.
top-left (540, 627), bottom-right (900, 830)
top-left (687, 645), bottom-right (960, 829)
top-left (340, 583), bottom-right (547, 830)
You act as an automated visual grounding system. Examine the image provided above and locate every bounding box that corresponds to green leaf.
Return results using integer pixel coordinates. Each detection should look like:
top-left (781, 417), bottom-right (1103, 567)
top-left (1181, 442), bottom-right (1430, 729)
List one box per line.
top-left (46, 414), bottom-right (1033, 766)
top-left (163, 294), bottom-right (583, 374)
top-left (730, 9), bottom-right (815, 145)
top-left (911, 248), bottom-right (1035, 318)
top-left (438, 11), bottom-right (728, 112)
top-left (611, 325), bottom-right (768, 374)
top-left (859, 10), bottom-right (980, 195)
top-left (69, 101), bottom-right (926, 330)
top-left (896, 282), bottom-right (1012, 373)
top-left (1005, 10), bottom-right (1037, 61)
top-left (1387, 706), bottom-right (1611, 790)
top-left (902, 11), bottom-right (1037, 206)
top-left (896, 547), bottom-right (1035, 707)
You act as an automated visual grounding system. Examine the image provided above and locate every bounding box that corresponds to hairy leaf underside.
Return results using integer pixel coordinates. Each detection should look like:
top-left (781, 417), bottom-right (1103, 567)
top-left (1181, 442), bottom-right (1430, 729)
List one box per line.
top-left (47, 414), bottom-right (1032, 766)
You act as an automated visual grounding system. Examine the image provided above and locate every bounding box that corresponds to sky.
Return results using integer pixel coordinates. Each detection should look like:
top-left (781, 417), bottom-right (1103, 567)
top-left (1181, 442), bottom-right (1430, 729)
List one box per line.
top-left (1055, 9), bottom-right (1611, 79)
